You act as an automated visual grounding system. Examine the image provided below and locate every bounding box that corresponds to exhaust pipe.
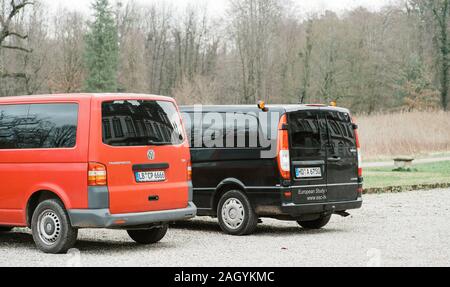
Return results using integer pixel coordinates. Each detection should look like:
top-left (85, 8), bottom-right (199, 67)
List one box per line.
top-left (334, 211), bottom-right (351, 217)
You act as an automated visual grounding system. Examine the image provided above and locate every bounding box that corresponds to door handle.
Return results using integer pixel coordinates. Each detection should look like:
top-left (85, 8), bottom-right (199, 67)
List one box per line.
top-left (328, 157), bottom-right (342, 162)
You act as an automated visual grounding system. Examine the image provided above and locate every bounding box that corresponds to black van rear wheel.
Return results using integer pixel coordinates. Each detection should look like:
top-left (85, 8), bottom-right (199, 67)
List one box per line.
top-left (31, 199), bottom-right (78, 254)
top-left (127, 225), bottom-right (168, 244)
top-left (297, 214), bottom-right (332, 229)
top-left (217, 190), bottom-right (258, 236)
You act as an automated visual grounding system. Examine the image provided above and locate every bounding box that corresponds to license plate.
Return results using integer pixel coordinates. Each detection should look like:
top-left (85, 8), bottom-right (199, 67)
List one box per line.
top-left (295, 167), bottom-right (322, 178)
top-left (135, 171), bottom-right (166, 182)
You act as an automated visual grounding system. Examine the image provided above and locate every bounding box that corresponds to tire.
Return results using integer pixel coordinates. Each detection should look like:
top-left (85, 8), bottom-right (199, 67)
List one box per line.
top-left (217, 190), bottom-right (258, 236)
top-left (0, 227), bottom-right (13, 232)
top-left (31, 199), bottom-right (78, 254)
top-left (127, 225), bottom-right (168, 245)
top-left (297, 214), bottom-right (332, 230)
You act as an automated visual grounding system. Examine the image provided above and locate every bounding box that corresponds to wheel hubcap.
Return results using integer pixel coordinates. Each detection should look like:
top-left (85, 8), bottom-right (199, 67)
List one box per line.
top-left (37, 210), bottom-right (61, 245)
top-left (221, 198), bottom-right (245, 230)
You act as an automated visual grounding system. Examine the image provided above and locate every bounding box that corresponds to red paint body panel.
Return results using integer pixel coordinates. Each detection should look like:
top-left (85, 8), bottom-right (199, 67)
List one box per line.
top-left (88, 95), bottom-right (191, 214)
top-left (0, 94), bottom-right (190, 226)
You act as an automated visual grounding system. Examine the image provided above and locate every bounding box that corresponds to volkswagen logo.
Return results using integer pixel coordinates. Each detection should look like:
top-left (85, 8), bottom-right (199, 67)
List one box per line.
top-left (147, 150), bottom-right (155, 160)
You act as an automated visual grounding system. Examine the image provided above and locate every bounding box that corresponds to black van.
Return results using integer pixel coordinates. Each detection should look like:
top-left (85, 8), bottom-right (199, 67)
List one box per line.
top-left (180, 104), bottom-right (363, 235)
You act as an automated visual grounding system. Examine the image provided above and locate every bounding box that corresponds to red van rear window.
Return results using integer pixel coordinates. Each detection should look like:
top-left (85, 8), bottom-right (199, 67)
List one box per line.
top-left (102, 100), bottom-right (184, 147)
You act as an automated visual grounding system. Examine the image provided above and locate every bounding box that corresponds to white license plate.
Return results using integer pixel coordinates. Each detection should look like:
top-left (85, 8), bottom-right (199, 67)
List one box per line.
top-left (295, 167), bottom-right (322, 178)
top-left (135, 171), bottom-right (166, 182)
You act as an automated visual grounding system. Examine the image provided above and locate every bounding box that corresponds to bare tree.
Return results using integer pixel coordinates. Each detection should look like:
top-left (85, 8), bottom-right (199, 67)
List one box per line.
top-left (409, 0), bottom-right (449, 110)
top-left (48, 10), bottom-right (86, 93)
top-left (229, 0), bottom-right (281, 104)
top-left (143, 3), bottom-right (172, 95)
top-left (430, 0), bottom-right (449, 110)
top-left (299, 19), bottom-right (313, 104)
top-left (0, 0), bottom-right (34, 80)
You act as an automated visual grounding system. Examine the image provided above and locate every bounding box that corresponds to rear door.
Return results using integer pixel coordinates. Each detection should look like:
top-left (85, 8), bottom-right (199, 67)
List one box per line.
top-left (324, 110), bottom-right (359, 201)
top-left (288, 110), bottom-right (329, 204)
top-left (96, 99), bottom-right (190, 214)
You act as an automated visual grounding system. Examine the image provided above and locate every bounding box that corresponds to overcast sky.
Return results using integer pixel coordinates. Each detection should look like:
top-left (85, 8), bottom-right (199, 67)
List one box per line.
top-left (43, 0), bottom-right (400, 18)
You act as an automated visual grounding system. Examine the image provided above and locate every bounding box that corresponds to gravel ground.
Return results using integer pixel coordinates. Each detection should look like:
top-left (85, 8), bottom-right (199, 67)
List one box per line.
top-left (1, 188), bottom-right (449, 267)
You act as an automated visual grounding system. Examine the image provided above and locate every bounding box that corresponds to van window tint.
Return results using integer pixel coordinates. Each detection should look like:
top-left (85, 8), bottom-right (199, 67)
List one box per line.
top-left (224, 113), bottom-right (260, 148)
top-left (182, 112), bottom-right (261, 148)
top-left (326, 111), bottom-right (355, 147)
top-left (102, 100), bottom-right (184, 146)
top-left (289, 112), bottom-right (321, 149)
top-left (0, 103), bottom-right (78, 149)
top-left (181, 113), bottom-right (194, 146)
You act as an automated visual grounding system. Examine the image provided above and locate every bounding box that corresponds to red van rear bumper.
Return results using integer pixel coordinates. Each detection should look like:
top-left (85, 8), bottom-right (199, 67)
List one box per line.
top-left (68, 202), bottom-right (196, 228)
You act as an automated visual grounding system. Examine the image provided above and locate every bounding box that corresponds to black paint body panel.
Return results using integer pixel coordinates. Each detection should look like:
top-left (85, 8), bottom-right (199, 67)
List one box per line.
top-left (180, 105), bottom-right (363, 220)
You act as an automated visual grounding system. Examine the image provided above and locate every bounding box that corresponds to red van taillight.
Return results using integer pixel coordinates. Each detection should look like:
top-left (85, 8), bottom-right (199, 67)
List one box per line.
top-left (277, 114), bottom-right (291, 180)
top-left (187, 161), bottom-right (192, 181)
top-left (88, 162), bottom-right (107, 186)
top-left (353, 118), bottom-right (362, 177)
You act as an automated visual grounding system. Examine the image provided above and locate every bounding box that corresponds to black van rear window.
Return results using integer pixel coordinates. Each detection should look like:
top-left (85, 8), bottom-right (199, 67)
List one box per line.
top-left (289, 112), bottom-right (321, 149)
top-left (0, 103), bottom-right (78, 149)
top-left (102, 100), bottom-right (184, 146)
top-left (326, 111), bottom-right (356, 147)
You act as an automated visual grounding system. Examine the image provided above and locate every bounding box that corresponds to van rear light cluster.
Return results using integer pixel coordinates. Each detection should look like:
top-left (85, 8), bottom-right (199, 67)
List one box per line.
top-left (352, 118), bottom-right (363, 178)
top-left (277, 114), bottom-right (291, 180)
top-left (187, 161), bottom-right (192, 181)
top-left (88, 162), bottom-right (107, 186)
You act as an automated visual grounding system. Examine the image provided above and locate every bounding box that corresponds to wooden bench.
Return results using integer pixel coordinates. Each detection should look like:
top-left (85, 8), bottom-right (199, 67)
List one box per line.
top-left (394, 157), bottom-right (414, 168)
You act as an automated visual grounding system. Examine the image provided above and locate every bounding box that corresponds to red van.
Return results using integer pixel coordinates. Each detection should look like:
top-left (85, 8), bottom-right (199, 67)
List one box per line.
top-left (0, 94), bottom-right (196, 253)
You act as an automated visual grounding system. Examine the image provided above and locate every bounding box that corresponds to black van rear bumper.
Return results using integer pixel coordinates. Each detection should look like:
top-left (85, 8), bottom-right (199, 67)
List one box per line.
top-left (280, 198), bottom-right (362, 217)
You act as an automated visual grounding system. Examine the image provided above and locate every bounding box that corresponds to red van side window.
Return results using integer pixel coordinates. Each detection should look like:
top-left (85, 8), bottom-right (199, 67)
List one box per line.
top-left (0, 103), bottom-right (78, 149)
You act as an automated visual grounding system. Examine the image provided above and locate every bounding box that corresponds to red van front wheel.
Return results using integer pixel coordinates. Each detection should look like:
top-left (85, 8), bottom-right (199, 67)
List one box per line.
top-left (127, 225), bottom-right (168, 245)
top-left (31, 199), bottom-right (78, 254)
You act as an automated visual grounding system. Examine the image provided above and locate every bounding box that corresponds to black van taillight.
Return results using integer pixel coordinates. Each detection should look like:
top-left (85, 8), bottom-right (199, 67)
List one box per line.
top-left (277, 114), bottom-right (291, 180)
top-left (352, 118), bottom-right (362, 178)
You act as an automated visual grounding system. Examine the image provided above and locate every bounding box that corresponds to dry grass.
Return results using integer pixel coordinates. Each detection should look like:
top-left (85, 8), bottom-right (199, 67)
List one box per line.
top-left (357, 111), bottom-right (450, 160)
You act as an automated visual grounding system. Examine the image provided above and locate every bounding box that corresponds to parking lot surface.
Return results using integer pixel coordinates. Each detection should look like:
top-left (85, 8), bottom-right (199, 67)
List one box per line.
top-left (1, 188), bottom-right (449, 267)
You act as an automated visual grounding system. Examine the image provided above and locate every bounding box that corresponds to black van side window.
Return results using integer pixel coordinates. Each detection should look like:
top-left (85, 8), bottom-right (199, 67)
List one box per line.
top-left (0, 103), bottom-right (78, 149)
top-left (181, 113), bottom-right (194, 147)
top-left (225, 113), bottom-right (260, 148)
top-left (326, 111), bottom-right (355, 147)
top-left (184, 112), bottom-right (262, 149)
top-left (289, 112), bottom-right (321, 149)
top-left (202, 113), bottom-right (224, 148)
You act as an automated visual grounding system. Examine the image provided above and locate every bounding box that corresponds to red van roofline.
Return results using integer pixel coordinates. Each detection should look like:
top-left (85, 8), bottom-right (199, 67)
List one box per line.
top-left (0, 93), bottom-right (176, 103)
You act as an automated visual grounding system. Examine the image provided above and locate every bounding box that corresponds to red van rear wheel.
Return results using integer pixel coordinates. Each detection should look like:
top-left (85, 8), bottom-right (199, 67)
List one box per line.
top-left (127, 225), bottom-right (168, 245)
top-left (31, 199), bottom-right (78, 254)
